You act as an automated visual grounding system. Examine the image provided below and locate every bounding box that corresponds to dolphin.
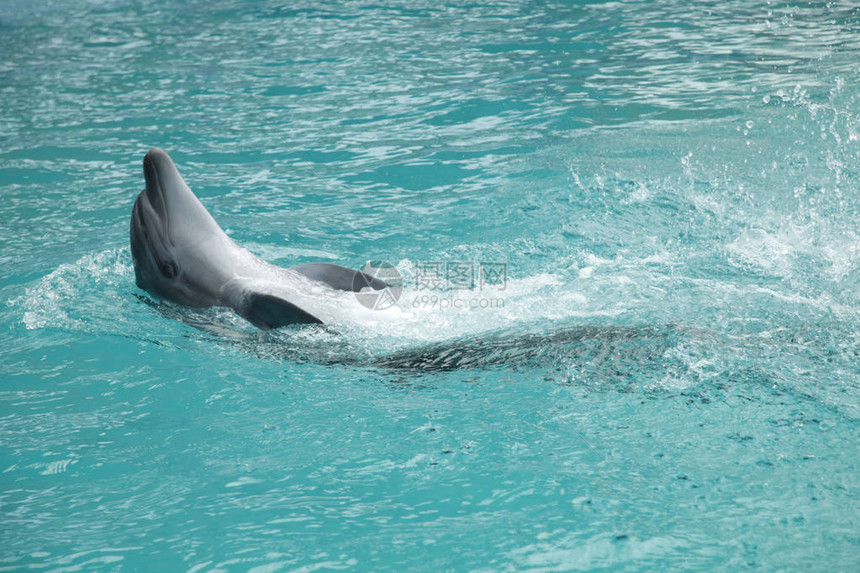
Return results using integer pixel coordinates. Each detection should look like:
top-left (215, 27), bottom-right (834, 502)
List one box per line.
top-left (130, 147), bottom-right (394, 329)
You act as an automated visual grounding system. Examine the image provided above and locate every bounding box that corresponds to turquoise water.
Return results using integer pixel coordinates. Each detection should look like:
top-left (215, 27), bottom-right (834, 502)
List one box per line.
top-left (2, 0), bottom-right (859, 570)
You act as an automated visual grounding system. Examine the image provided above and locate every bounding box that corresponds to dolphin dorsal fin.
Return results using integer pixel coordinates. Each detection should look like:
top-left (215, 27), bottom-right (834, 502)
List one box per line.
top-left (290, 263), bottom-right (389, 292)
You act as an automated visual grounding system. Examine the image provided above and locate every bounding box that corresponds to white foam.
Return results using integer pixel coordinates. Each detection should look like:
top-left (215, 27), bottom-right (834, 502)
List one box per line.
top-left (14, 242), bottom-right (856, 358)
top-left (13, 249), bottom-right (136, 333)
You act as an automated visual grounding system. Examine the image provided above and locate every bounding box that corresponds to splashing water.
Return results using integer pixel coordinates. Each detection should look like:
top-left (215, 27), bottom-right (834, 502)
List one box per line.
top-left (2, 0), bottom-right (859, 571)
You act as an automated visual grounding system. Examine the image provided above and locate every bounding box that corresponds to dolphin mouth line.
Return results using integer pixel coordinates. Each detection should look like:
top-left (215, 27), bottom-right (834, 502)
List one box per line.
top-left (131, 186), bottom-right (178, 279)
top-left (131, 149), bottom-right (179, 281)
top-left (142, 151), bottom-right (170, 237)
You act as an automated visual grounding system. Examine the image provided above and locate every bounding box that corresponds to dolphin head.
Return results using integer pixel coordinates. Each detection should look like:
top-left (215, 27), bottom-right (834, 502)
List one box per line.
top-left (130, 148), bottom-right (229, 306)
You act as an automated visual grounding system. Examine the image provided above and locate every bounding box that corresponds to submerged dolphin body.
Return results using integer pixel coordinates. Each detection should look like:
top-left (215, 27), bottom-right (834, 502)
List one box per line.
top-left (130, 148), bottom-right (391, 328)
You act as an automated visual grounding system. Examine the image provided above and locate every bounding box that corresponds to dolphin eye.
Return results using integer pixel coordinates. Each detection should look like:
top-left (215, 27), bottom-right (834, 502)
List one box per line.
top-left (159, 260), bottom-right (178, 278)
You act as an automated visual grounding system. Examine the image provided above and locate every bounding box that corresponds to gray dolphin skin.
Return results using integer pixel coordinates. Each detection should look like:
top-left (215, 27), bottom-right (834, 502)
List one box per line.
top-left (130, 148), bottom-right (389, 329)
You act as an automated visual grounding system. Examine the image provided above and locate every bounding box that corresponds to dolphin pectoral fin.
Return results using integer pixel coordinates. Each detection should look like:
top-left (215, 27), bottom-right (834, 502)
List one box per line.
top-left (291, 263), bottom-right (388, 292)
top-left (241, 293), bottom-right (322, 329)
